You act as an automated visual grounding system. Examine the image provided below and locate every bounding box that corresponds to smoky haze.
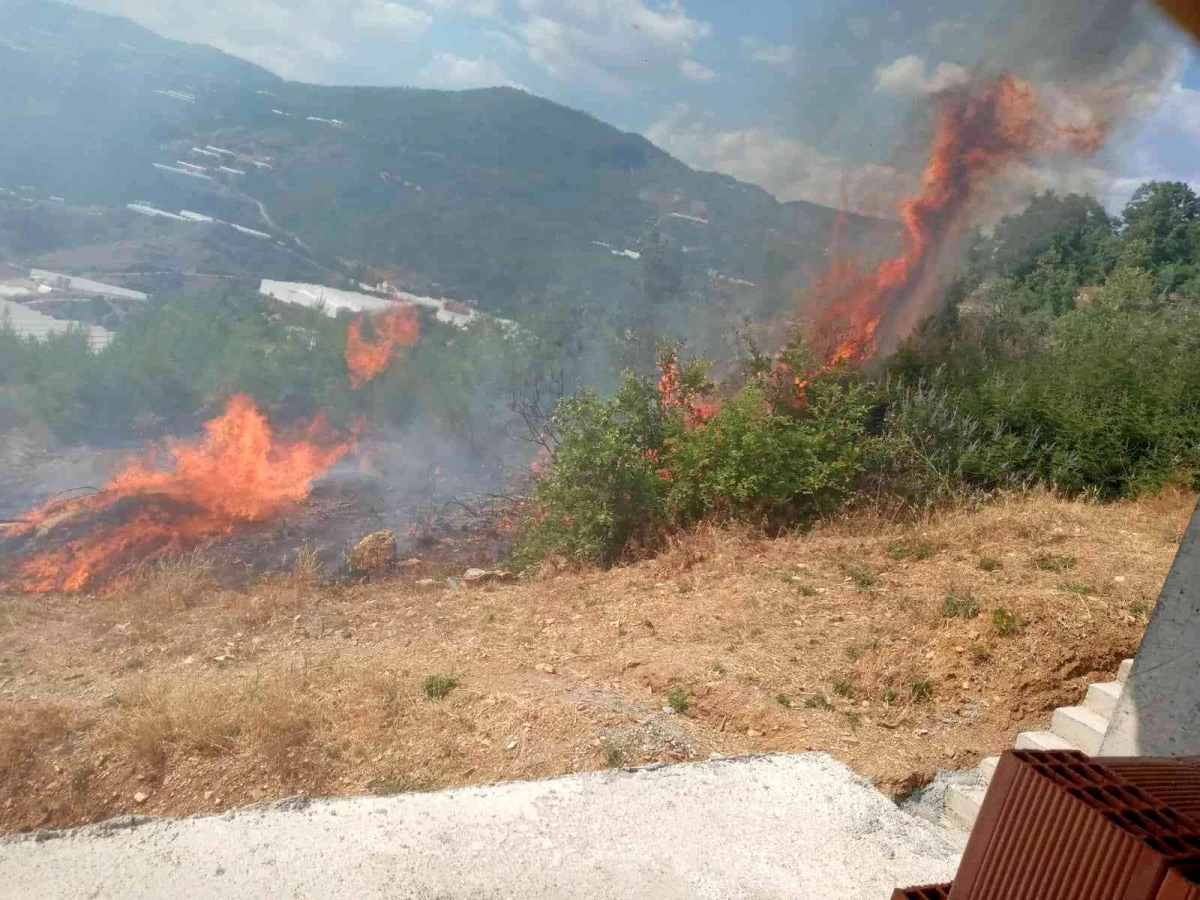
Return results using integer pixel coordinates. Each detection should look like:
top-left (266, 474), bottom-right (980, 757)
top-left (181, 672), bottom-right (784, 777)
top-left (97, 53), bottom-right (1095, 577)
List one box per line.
top-left (0, 0), bottom-right (1190, 589)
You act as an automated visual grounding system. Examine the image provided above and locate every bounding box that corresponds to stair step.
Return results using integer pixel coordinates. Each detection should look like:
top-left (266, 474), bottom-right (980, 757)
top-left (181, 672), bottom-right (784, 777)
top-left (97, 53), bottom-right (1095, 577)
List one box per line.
top-left (1051, 705), bottom-right (1108, 755)
top-left (944, 784), bottom-right (988, 829)
top-left (979, 756), bottom-right (1000, 783)
top-left (1084, 681), bottom-right (1122, 719)
top-left (1117, 658), bottom-right (1134, 685)
top-left (1015, 730), bottom-right (1081, 752)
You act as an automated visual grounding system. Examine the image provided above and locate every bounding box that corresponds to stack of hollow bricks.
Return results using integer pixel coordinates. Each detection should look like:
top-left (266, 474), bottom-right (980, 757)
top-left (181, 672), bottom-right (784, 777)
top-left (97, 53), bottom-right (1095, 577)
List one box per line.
top-left (893, 751), bottom-right (1200, 899)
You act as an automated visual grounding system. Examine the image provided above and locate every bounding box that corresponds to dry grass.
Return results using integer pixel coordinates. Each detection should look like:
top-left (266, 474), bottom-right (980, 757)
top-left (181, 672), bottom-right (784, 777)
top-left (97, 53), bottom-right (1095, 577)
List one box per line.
top-left (0, 489), bottom-right (1190, 833)
top-left (122, 551), bottom-right (219, 611)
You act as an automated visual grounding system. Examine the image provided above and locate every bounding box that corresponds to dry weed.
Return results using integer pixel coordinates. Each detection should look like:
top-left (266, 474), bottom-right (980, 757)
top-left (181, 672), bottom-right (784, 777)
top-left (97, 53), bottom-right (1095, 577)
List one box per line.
top-left (0, 489), bottom-right (1192, 831)
top-left (123, 551), bottom-right (218, 611)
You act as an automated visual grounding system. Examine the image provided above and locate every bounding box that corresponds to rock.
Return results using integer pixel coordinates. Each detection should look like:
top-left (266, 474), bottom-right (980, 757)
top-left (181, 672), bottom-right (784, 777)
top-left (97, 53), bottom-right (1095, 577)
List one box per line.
top-left (345, 531), bottom-right (397, 576)
top-left (535, 663), bottom-right (556, 674)
top-left (415, 578), bottom-right (437, 587)
top-left (463, 568), bottom-right (516, 585)
top-left (203, 791), bottom-right (214, 801)
top-left (213, 654), bottom-right (233, 663)
top-left (506, 740), bottom-right (518, 751)
top-left (401, 558), bottom-right (422, 568)
top-left (747, 729), bottom-right (763, 738)
top-left (133, 791), bottom-right (148, 804)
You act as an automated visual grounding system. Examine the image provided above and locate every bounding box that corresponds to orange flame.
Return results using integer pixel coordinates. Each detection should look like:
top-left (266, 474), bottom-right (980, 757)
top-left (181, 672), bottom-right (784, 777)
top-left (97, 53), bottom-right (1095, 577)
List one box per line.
top-left (810, 73), bottom-right (1105, 368)
top-left (0, 395), bottom-right (353, 593)
top-left (658, 355), bottom-right (718, 429)
top-left (345, 303), bottom-right (420, 388)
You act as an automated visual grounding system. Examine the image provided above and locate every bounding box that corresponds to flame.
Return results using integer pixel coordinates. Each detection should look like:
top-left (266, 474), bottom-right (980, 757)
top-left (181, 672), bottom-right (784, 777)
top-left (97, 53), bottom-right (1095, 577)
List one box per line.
top-left (0, 395), bottom-right (352, 594)
top-left (809, 73), bottom-right (1105, 368)
top-left (657, 354), bottom-right (718, 429)
top-left (345, 303), bottom-right (420, 388)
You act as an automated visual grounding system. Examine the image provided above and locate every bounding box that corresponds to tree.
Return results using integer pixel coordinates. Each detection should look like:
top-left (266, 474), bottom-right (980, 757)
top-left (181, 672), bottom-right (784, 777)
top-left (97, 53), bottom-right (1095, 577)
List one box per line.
top-left (1121, 181), bottom-right (1200, 269)
top-left (983, 191), bottom-right (1115, 284)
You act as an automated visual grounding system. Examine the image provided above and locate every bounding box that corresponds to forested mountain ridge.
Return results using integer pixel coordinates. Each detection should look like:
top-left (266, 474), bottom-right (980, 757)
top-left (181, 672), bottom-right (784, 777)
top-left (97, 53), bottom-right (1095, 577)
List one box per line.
top-left (0, 1), bottom-right (890, 316)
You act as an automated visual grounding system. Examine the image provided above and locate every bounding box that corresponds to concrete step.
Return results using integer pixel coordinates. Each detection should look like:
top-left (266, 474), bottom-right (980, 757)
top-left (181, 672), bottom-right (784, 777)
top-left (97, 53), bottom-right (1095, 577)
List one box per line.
top-left (944, 783), bottom-right (988, 829)
top-left (1084, 681), bottom-right (1122, 719)
top-left (1015, 730), bottom-right (1081, 752)
top-left (978, 756), bottom-right (1000, 783)
top-left (1117, 658), bottom-right (1134, 685)
top-left (1050, 705), bottom-right (1108, 755)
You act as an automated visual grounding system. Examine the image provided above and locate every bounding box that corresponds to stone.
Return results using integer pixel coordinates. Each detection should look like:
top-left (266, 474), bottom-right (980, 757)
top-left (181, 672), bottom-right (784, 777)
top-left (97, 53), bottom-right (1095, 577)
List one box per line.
top-left (345, 531), bottom-right (397, 576)
top-left (535, 663), bottom-right (556, 674)
top-left (133, 792), bottom-right (148, 804)
top-left (463, 568), bottom-right (516, 585)
top-left (204, 791), bottom-right (214, 801)
top-left (506, 741), bottom-right (518, 751)
top-left (747, 729), bottom-right (763, 738)
top-left (415, 578), bottom-right (437, 587)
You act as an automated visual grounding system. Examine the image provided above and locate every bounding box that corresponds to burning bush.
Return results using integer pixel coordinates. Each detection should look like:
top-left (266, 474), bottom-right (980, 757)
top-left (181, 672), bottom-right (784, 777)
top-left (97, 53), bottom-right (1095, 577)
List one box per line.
top-left (511, 337), bottom-right (877, 569)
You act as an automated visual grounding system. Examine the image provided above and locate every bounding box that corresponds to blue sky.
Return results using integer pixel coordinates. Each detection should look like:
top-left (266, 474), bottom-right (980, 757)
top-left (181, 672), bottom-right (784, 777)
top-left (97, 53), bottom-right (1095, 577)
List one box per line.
top-left (73, 0), bottom-right (1200, 214)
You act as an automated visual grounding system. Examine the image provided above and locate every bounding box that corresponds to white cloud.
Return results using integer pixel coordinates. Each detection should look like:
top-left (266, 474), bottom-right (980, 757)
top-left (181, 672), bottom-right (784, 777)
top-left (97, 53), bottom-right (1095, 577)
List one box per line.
top-left (71, 0), bottom-right (440, 81)
top-left (874, 55), bottom-right (970, 96)
top-left (1156, 82), bottom-right (1200, 137)
top-left (679, 58), bottom-right (717, 83)
top-left (739, 37), bottom-right (797, 74)
top-left (515, 0), bottom-right (711, 91)
top-left (420, 0), bottom-right (497, 16)
top-left (645, 104), bottom-right (913, 215)
top-left (418, 51), bottom-right (524, 89)
top-left (846, 17), bottom-right (871, 39)
top-left (352, 1), bottom-right (433, 36)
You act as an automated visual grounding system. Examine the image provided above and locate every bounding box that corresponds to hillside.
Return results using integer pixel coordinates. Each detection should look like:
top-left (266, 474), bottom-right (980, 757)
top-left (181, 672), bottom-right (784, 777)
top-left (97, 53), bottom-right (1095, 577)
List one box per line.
top-left (0, 1), bottom-right (891, 317)
top-left (0, 490), bottom-right (1185, 833)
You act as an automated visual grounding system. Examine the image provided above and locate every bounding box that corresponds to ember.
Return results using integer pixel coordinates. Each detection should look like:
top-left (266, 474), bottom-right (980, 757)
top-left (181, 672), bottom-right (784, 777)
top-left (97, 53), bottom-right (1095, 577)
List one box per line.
top-left (809, 73), bottom-right (1106, 368)
top-left (344, 303), bottom-right (420, 388)
top-left (0, 395), bottom-right (353, 593)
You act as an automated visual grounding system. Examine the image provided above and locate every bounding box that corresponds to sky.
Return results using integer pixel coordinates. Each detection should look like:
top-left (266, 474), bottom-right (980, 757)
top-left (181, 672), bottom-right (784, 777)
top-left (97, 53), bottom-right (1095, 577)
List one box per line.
top-left (71, 0), bottom-right (1200, 215)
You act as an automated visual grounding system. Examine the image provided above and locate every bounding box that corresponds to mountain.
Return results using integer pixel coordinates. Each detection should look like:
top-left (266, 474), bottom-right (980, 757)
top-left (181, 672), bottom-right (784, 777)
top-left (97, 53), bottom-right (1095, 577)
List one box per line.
top-left (0, 0), bottom-right (892, 317)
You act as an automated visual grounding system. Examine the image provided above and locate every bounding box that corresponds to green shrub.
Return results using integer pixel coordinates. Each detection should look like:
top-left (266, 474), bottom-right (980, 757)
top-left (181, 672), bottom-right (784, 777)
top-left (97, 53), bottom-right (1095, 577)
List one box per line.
top-left (421, 674), bottom-right (458, 701)
top-left (992, 607), bottom-right (1020, 636)
top-left (942, 590), bottom-right (980, 619)
top-left (667, 686), bottom-right (690, 715)
top-left (511, 373), bottom-right (669, 568)
top-left (665, 377), bottom-right (874, 529)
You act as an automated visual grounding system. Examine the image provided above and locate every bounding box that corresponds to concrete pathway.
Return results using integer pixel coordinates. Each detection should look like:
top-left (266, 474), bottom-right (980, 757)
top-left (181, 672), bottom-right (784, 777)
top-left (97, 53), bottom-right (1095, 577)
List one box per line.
top-left (0, 753), bottom-right (962, 899)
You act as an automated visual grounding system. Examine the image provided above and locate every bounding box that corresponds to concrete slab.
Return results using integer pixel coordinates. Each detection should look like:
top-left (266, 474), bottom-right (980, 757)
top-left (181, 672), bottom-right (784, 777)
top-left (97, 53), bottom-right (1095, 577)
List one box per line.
top-left (1084, 681), bottom-right (1122, 720)
top-left (1050, 706), bottom-right (1108, 755)
top-left (1014, 730), bottom-right (1080, 752)
top-left (1116, 658), bottom-right (1133, 685)
top-left (1102, 498), bottom-right (1200, 756)
top-left (978, 756), bottom-right (1000, 781)
top-left (943, 784), bottom-right (987, 829)
top-left (0, 754), bottom-right (962, 900)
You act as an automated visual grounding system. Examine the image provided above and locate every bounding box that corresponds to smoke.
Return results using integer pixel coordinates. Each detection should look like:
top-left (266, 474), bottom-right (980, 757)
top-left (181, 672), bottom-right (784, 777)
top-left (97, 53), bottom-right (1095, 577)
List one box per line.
top-left (800, 0), bottom-right (1186, 367)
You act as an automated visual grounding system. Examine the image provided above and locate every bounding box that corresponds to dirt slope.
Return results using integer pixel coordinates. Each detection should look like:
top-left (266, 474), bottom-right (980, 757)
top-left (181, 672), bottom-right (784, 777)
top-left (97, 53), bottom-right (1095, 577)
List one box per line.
top-left (0, 490), bottom-right (1191, 833)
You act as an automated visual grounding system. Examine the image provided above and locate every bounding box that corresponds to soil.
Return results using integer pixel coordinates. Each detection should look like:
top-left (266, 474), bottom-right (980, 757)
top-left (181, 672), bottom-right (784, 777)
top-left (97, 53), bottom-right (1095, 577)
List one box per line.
top-left (0, 489), bottom-right (1191, 834)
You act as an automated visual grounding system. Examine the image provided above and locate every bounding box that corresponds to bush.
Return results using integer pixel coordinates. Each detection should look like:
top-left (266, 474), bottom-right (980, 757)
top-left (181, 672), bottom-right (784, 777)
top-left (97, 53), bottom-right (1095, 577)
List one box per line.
top-left (665, 377), bottom-right (874, 528)
top-left (510, 373), bottom-right (669, 568)
top-left (512, 345), bottom-right (878, 569)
